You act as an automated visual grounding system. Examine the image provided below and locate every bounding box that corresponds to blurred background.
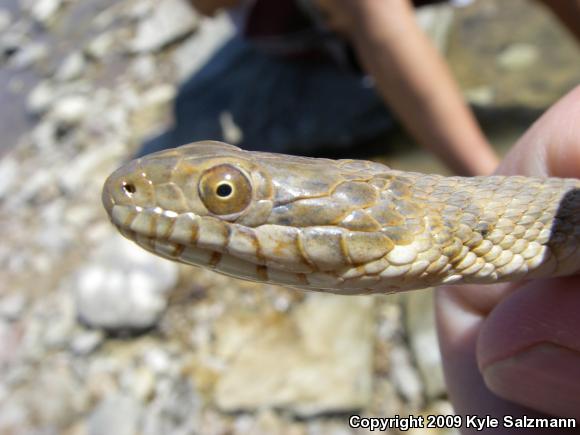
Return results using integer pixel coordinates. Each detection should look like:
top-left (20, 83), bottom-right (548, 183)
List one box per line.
top-left (0, 0), bottom-right (578, 434)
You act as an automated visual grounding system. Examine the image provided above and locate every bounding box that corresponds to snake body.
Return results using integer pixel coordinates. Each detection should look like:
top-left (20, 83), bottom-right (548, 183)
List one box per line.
top-left (102, 141), bottom-right (580, 294)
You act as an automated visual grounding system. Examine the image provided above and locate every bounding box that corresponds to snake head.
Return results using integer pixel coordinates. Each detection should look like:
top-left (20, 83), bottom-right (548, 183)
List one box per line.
top-left (102, 141), bottom-right (408, 293)
top-left (103, 142), bottom-right (291, 283)
top-left (102, 141), bottom-right (275, 227)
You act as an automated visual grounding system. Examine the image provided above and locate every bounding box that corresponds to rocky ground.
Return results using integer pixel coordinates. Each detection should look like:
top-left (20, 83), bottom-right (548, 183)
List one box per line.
top-left (0, 0), bottom-right (578, 434)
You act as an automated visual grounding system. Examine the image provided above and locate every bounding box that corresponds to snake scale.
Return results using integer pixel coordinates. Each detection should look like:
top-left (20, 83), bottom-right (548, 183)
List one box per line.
top-left (102, 141), bottom-right (580, 294)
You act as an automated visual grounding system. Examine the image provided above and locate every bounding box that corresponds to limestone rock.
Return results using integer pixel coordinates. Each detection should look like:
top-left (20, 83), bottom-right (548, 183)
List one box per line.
top-left (389, 345), bottom-right (424, 408)
top-left (24, 0), bottom-right (63, 24)
top-left (129, 55), bottom-right (157, 85)
top-left (172, 12), bottom-right (234, 80)
top-left (86, 32), bottom-right (116, 60)
top-left (73, 234), bottom-right (178, 331)
top-left (51, 95), bottom-right (90, 126)
top-left (141, 378), bottom-right (200, 435)
top-left (404, 289), bottom-right (446, 400)
top-left (214, 293), bottom-right (375, 416)
top-left (56, 52), bottom-right (86, 81)
top-left (497, 43), bottom-right (539, 71)
top-left (416, 3), bottom-right (454, 53)
top-left (88, 395), bottom-right (141, 435)
top-left (70, 330), bottom-right (104, 356)
top-left (0, 294), bottom-right (26, 321)
top-left (0, 156), bottom-right (18, 200)
top-left (8, 41), bottom-right (47, 69)
top-left (131, 0), bottom-right (200, 53)
top-left (0, 9), bottom-right (11, 33)
top-left (27, 80), bottom-right (55, 115)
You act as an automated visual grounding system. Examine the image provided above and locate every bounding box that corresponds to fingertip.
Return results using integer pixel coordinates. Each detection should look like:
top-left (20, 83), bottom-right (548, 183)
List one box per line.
top-left (477, 277), bottom-right (580, 418)
top-left (483, 343), bottom-right (580, 418)
top-left (435, 284), bottom-right (558, 424)
top-left (477, 278), bottom-right (580, 368)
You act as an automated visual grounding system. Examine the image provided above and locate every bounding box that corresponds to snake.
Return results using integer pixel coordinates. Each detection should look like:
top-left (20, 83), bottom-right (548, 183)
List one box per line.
top-left (101, 141), bottom-right (580, 294)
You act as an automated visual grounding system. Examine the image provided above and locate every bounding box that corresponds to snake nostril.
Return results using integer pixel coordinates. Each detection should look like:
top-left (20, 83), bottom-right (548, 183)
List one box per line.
top-left (122, 181), bottom-right (136, 196)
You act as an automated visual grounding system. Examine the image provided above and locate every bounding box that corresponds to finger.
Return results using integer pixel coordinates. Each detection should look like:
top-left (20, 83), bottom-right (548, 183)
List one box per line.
top-left (436, 287), bottom-right (569, 435)
top-left (477, 277), bottom-right (580, 418)
top-left (436, 85), bottom-right (580, 423)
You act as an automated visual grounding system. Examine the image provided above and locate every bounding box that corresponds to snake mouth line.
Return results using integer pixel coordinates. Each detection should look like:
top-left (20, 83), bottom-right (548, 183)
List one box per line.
top-left (108, 203), bottom-right (209, 257)
top-left (108, 204), bottom-right (351, 290)
top-left (117, 225), bottom-right (225, 269)
top-left (109, 204), bottom-right (279, 281)
top-left (115, 223), bottom-right (315, 288)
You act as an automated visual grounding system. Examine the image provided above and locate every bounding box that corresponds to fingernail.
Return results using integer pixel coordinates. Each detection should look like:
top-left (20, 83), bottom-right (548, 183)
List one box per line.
top-left (483, 343), bottom-right (580, 417)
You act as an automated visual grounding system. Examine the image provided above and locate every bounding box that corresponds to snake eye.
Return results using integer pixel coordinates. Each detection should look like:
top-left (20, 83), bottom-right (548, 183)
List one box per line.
top-left (199, 164), bottom-right (252, 215)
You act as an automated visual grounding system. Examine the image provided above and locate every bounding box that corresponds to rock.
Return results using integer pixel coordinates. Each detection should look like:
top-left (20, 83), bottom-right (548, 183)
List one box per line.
top-left (70, 330), bottom-right (104, 356)
top-left (143, 348), bottom-right (172, 374)
top-left (389, 345), bottom-right (424, 408)
top-left (93, 3), bottom-right (127, 29)
top-left (122, 367), bottom-right (156, 401)
top-left (37, 292), bottom-right (77, 349)
top-left (129, 55), bottom-right (157, 85)
top-left (9, 41), bottom-right (47, 69)
top-left (51, 95), bottom-right (90, 126)
top-left (497, 43), bottom-right (539, 71)
top-left (464, 85), bottom-right (495, 106)
top-left (213, 293), bottom-right (374, 416)
top-left (172, 12), bottom-right (235, 81)
top-left (73, 234), bottom-right (178, 331)
top-left (0, 156), bottom-right (19, 200)
top-left (86, 32), bottom-right (116, 60)
top-left (5, 165), bottom-right (54, 205)
top-left (30, 118), bottom-right (58, 149)
top-left (4, 363), bottom-right (89, 429)
top-left (0, 9), bottom-right (11, 33)
top-left (416, 3), bottom-right (454, 53)
top-left (0, 320), bottom-right (23, 369)
top-left (25, 0), bottom-right (63, 24)
top-left (126, 1), bottom-right (154, 21)
top-left (88, 395), bottom-right (141, 435)
top-left (233, 410), bottom-right (293, 435)
top-left (0, 31), bottom-right (23, 61)
top-left (141, 378), bottom-right (200, 435)
top-left (0, 294), bottom-right (26, 321)
top-left (58, 141), bottom-right (125, 194)
top-left (56, 52), bottom-right (86, 81)
top-left (130, 0), bottom-right (200, 53)
top-left (37, 200), bottom-right (74, 253)
top-left (141, 84), bottom-right (176, 108)
top-left (27, 80), bottom-right (55, 115)
top-left (404, 289), bottom-right (446, 400)
top-left (64, 204), bottom-right (98, 229)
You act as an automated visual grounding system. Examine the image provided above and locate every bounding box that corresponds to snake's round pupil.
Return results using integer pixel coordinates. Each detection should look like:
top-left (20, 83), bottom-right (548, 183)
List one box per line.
top-left (199, 164), bottom-right (252, 215)
top-left (216, 183), bottom-right (233, 198)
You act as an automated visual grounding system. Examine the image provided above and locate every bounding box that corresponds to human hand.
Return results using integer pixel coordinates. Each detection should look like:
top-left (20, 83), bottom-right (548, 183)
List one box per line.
top-left (436, 86), bottom-right (580, 433)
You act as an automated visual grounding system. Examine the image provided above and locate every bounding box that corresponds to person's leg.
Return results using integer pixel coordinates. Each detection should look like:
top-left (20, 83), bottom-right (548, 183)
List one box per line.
top-left (230, 58), bottom-right (393, 155)
top-left (140, 36), bottom-right (394, 157)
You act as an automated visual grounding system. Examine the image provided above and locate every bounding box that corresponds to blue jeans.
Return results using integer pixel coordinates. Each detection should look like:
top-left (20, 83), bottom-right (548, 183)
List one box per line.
top-left (138, 36), bottom-right (392, 157)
